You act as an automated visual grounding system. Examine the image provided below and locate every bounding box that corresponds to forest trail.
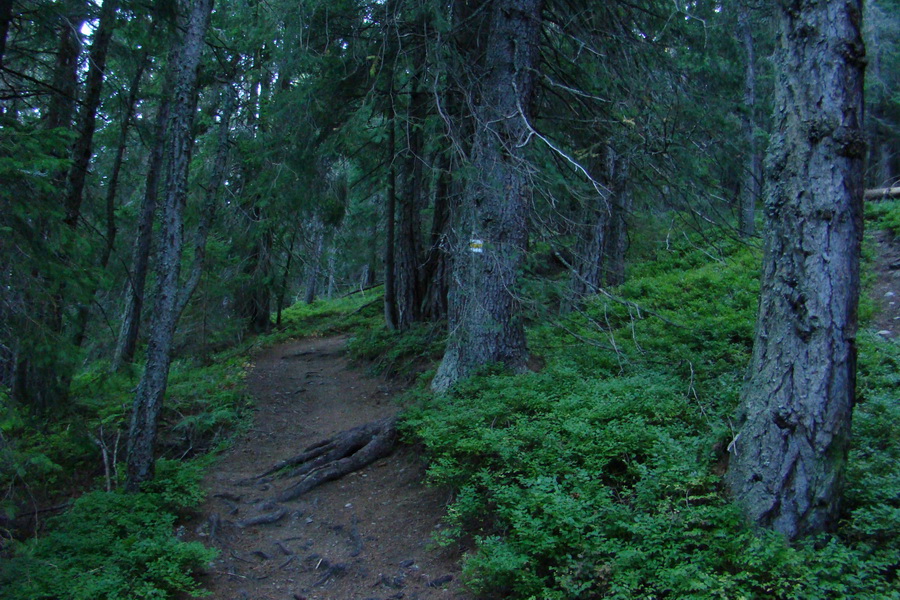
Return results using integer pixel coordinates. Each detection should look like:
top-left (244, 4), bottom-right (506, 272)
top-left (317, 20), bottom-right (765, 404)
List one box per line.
top-left (871, 230), bottom-right (900, 338)
top-left (190, 336), bottom-right (471, 600)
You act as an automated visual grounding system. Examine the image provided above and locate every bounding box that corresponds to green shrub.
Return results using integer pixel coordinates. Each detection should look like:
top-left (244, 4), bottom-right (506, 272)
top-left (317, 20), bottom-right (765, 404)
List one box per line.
top-left (0, 460), bottom-right (216, 600)
top-left (866, 199), bottom-right (900, 236)
top-left (262, 291), bottom-right (382, 344)
top-left (2, 351), bottom-right (247, 598)
top-left (164, 356), bottom-right (252, 454)
top-left (402, 229), bottom-right (900, 599)
top-left (348, 321), bottom-right (446, 377)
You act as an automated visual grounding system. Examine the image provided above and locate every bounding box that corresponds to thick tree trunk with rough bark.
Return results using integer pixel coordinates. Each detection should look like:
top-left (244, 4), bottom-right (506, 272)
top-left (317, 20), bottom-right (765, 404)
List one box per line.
top-left (726, 0), bottom-right (866, 540)
top-left (126, 0), bottom-right (213, 492)
top-left (395, 145), bottom-right (423, 329)
top-left (432, 0), bottom-right (543, 392)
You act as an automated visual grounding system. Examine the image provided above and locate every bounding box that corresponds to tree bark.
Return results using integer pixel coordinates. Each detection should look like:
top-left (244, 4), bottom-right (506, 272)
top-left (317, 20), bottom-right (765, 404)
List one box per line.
top-left (738, 5), bottom-right (761, 239)
top-left (126, 0), bottom-right (214, 492)
top-left (726, 0), bottom-right (866, 540)
top-left (432, 0), bottom-right (543, 392)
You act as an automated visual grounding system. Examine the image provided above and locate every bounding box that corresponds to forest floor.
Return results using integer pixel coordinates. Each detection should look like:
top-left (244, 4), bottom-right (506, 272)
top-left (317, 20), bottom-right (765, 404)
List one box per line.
top-left (187, 335), bottom-right (472, 600)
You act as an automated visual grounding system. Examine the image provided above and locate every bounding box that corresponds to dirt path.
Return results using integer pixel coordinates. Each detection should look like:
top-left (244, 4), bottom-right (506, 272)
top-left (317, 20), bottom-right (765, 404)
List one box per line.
top-left (191, 336), bottom-right (470, 600)
top-left (871, 230), bottom-right (900, 338)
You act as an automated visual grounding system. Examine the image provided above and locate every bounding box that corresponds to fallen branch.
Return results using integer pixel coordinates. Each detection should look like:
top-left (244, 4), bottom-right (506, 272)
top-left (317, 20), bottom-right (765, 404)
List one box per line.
top-left (350, 298), bottom-right (380, 315)
top-left (866, 187), bottom-right (900, 200)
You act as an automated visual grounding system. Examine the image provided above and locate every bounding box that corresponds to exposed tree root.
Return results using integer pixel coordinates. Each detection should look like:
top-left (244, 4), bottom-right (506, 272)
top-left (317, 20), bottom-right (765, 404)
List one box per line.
top-left (249, 416), bottom-right (398, 503)
top-left (235, 507), bottom-right (287, 528)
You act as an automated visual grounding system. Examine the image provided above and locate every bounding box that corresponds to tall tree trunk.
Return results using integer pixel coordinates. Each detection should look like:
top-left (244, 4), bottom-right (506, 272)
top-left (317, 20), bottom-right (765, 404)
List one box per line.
top-left (126, 0), bottom-right (213, 492)
top-left (603, 182), bottom-right (630, 288)
top-left (874, 137), bottom-right (894, 188)
top-left (366, 206), bottom-right (378, 287)
top-left (737, 5), bottom-right (761, 239)
top-left (64, 0), bottom-right (118, 228)
top-left (44, 15), bottom-right (82, 131)
top-left (432, 0), bottom-right (543, 392)
top-left (421, 152), bottom-right (452, 322)
top-left (276, 233), bottom-right (296, 327)
top-left (395, 138), bottom-right (423, 329)
top-left (325, 247), bottom-right (337, 299)
top-left (113, 76), bottom-right (175, 369)
top-left (99, 55), bottom-right (147, 270)
top-left (72, 52), bottom-right (147, 349)
top-left (395, 37), bottom-right (429, 330)
top-left (303, 217), bottom-right (324, 304)
top-left (726, 0), bottom-right (866, 540)
top-left (175, 82), bottom-right (235, 322)
top-left (570, 146), bottom-right (629, 297)
top-left (236, 205), bottom-right (273, 334)
top-left (383, 97), bottom-right (399, 329)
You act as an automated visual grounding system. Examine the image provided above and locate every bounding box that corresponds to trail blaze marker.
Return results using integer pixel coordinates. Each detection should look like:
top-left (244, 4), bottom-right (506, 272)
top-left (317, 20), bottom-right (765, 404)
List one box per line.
top-left (469, 238), bottom-right (483, 253)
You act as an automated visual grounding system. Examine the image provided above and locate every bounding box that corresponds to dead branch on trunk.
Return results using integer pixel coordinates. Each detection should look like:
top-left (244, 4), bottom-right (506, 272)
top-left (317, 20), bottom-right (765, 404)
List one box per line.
top-left (247, 416), bottom-right (398, 503)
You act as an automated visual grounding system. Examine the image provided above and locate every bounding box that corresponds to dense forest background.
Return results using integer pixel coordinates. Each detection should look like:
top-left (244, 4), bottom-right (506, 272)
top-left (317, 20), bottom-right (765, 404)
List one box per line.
top-left (1, 0), bottom-right (900, 598)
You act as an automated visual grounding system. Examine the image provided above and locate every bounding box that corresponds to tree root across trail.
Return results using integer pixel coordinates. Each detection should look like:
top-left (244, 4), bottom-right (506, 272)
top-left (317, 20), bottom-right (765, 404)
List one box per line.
top-left (243, 416), bottom-right (398, 502)
top-left (190, 335), bottom-right (469, 600)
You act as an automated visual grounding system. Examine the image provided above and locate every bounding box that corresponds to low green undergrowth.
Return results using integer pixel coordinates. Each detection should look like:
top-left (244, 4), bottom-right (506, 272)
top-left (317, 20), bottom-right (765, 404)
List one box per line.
top-left (2, 352), bottom-right (250, 599)
top-left (402, 229), bottom-right (900, 598)
top-left (261, 290), bottom-right (383, 345)
top-left (348, 320), bottom-right (446, 378)
top-left (0, 459), bottom-right (216, 600)
top-left (866, 199), bottom-right (900, 236)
